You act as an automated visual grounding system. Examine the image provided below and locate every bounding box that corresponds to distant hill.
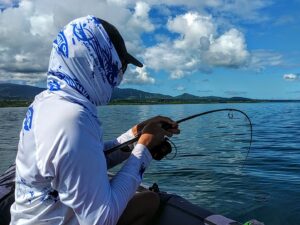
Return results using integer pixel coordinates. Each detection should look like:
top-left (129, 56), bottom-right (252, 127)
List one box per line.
top-left (0, 83), bottom-right (258, 104)
top-left (229, 97), bottom-right (252, 101)
top-left (112, 88), bottom-right (172, 100)
top-left (0, 83), bottom-right (44, 100)
top-left (174, 93), bottom-right (199, 99)
top-left (0, 83), bottom-right (172, 100)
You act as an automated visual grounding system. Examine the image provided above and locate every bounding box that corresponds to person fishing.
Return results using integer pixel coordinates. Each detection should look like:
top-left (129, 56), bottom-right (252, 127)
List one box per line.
top-left (10, 15), bottom-right (179, 225)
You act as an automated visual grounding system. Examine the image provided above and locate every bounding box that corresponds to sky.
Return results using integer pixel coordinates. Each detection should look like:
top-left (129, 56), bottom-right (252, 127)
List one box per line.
top-left (0, 0), bottom-right (299, 99)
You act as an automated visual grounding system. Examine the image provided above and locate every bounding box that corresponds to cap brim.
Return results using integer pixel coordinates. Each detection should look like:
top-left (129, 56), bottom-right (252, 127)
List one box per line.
top-left (126, 53), bottom-right (143, 67)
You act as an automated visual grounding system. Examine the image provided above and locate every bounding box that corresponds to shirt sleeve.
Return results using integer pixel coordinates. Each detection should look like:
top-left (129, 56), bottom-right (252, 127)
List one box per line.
top-left (104, 129), bottom-right (136, 169)
top-left (47, 113), bottom-right (152, 225)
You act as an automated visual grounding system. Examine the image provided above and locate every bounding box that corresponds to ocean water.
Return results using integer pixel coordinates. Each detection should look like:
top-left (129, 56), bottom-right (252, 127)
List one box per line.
top-left (0, 103), bottom-right (299, 225)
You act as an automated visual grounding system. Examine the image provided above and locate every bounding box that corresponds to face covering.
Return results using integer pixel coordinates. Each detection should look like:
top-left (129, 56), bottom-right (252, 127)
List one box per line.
top-left (47, 15), bottom-right (123, 106)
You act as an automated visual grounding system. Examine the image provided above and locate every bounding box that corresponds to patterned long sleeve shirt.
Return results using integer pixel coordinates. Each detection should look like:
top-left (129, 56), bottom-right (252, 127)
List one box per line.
top-left (10, 91), bottom-right (152, 225)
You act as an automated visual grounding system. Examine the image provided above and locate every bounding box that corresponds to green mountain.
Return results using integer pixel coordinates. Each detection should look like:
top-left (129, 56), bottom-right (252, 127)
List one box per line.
top-left (174, 93), bottom-right (200, 99)
top-left (0, 83), bottom-right (44, 100)
top-left (111, 88), bottom-right (172, 100)
top-left (0, 83), bottom-right (256, 105)
top-left (0, 83), bottom-right (173, 100)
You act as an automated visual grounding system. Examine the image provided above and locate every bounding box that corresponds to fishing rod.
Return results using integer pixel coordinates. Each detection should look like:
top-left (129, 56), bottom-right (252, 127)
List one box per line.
top-left (105, 108), bottom-right (253, 162)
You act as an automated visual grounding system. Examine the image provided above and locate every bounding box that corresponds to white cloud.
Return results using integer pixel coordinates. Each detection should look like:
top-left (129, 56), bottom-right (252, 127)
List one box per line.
top-left (122, 66), bottom-right (155, 84)
top-left (0, 0), bottom-right (154, 85)
top-left (106, 0), bottom-right (129, 7)
top-left (0, 0), bottom-right (52, 83)
top-left (144, 42), bottom-right (194, 79)
top-left (30, 14), bottom-right (55, 37)
top-left (128, 2), bottom-right (154, 33)
top-left (283, 73), bottom-right (299, 81)
top-left (107, 0), bottom-right (221, 9)
top-left (107, 0), bottom-right (272, 23)
top-left (0, 70), bottom-right (46, 86)
top-left (144, 12), bottom-right (249, 79)
top-left (0, 0), bottom-right (283, 85)
top-left (167, 12), bottom-right (215, 50)
top-left (204, 28), bottom-right (249, 67)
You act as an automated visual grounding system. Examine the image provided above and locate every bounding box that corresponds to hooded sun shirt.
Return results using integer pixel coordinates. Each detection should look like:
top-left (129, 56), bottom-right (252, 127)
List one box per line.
top-left (10, 15), bottom-right (152, 225)
top-left (47, 15), bottom-right (123, 106)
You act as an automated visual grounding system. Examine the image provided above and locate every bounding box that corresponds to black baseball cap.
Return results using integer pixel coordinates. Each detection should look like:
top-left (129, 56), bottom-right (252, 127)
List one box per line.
top-left (100, 19), bottom-right (143, 68)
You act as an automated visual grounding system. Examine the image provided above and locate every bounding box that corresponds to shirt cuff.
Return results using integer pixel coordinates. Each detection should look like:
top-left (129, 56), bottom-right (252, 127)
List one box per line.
top-left (131, 143), bottom-right (152, 168)
top-left (116, 128), bottom-right (135, 144)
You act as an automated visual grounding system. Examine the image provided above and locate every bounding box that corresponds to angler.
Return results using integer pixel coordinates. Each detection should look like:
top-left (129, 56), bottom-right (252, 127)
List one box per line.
top-left (8, 15), bottom-right (179, 225)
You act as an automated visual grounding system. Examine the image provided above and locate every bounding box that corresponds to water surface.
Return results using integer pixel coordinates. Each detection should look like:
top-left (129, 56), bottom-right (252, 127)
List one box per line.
top-left (0, 103), bottom-right (299, 225)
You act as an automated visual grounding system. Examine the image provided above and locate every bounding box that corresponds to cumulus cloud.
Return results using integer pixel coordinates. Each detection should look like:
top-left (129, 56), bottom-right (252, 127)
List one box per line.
top-left (144, 12), bottom-right (249, 79)
top-left (0, 0), bottom-right (283, 85)
top-left (283, 73), bottom-right (299, 81)
top-left (30, 14), bottom-right (56, 37)
top-left (204, 28), bottom-right (249, 67)
top-left (0, 1), bottom-right (53, 85)
top-left (128, 2), bottom-right (154, 33)
top-left (144, 42), bottom-right (195, 79)
top-left (0, 0), bottom-right (154, 85)
top-left (122, 66), bottom-right (155, 84)
top-left (167, 12), bottom-right (216, 50)
top-left (0, 71), bottom-right (46, 86)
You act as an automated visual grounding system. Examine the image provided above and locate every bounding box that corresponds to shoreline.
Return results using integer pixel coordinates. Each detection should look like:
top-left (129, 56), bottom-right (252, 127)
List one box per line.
top-left (1, 99), bottom-right (300, 108)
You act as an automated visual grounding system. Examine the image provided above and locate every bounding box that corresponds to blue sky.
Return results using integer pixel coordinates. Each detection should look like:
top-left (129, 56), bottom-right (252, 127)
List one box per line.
top-left (0, 0), bottom-right (299, 99)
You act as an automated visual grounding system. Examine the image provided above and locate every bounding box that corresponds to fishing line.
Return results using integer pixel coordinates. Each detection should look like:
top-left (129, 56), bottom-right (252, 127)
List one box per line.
top-left (105, 108), bottom-right (253, 164)
top-left (165, 138), bottom-right (177, 160)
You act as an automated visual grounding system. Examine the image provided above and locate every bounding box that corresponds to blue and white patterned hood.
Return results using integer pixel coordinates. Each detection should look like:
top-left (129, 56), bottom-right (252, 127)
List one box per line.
top-left (47, 15), bottom-right (122, 106)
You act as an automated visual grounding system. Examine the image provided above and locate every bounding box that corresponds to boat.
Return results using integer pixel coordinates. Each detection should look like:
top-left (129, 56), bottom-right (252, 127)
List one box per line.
top-left (0, 164), bottom-right (243, 225)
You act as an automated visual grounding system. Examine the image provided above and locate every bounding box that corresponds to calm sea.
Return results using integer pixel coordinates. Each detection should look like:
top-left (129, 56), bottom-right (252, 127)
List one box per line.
top-left (0, 103), bottom-right (299, 225)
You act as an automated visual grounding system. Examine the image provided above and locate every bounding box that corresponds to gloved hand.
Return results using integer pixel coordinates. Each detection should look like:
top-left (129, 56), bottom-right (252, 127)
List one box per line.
top-left (137, 116), bottom-right (179, 160)
top-left (132, 116), bottom-right (180, 137)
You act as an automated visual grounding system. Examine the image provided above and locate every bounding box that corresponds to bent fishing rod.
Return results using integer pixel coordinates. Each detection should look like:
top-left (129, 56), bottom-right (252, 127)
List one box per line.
top-left (105, 108), bottom-right (253, 161)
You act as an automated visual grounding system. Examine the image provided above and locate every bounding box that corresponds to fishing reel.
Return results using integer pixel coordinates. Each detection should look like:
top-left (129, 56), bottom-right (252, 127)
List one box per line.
top-left (150, 122), bottom-right (179, 160)
top-left (120, 137), bottom-right (174, 160)
top-left (151, 138), bottom-right (173, 161)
